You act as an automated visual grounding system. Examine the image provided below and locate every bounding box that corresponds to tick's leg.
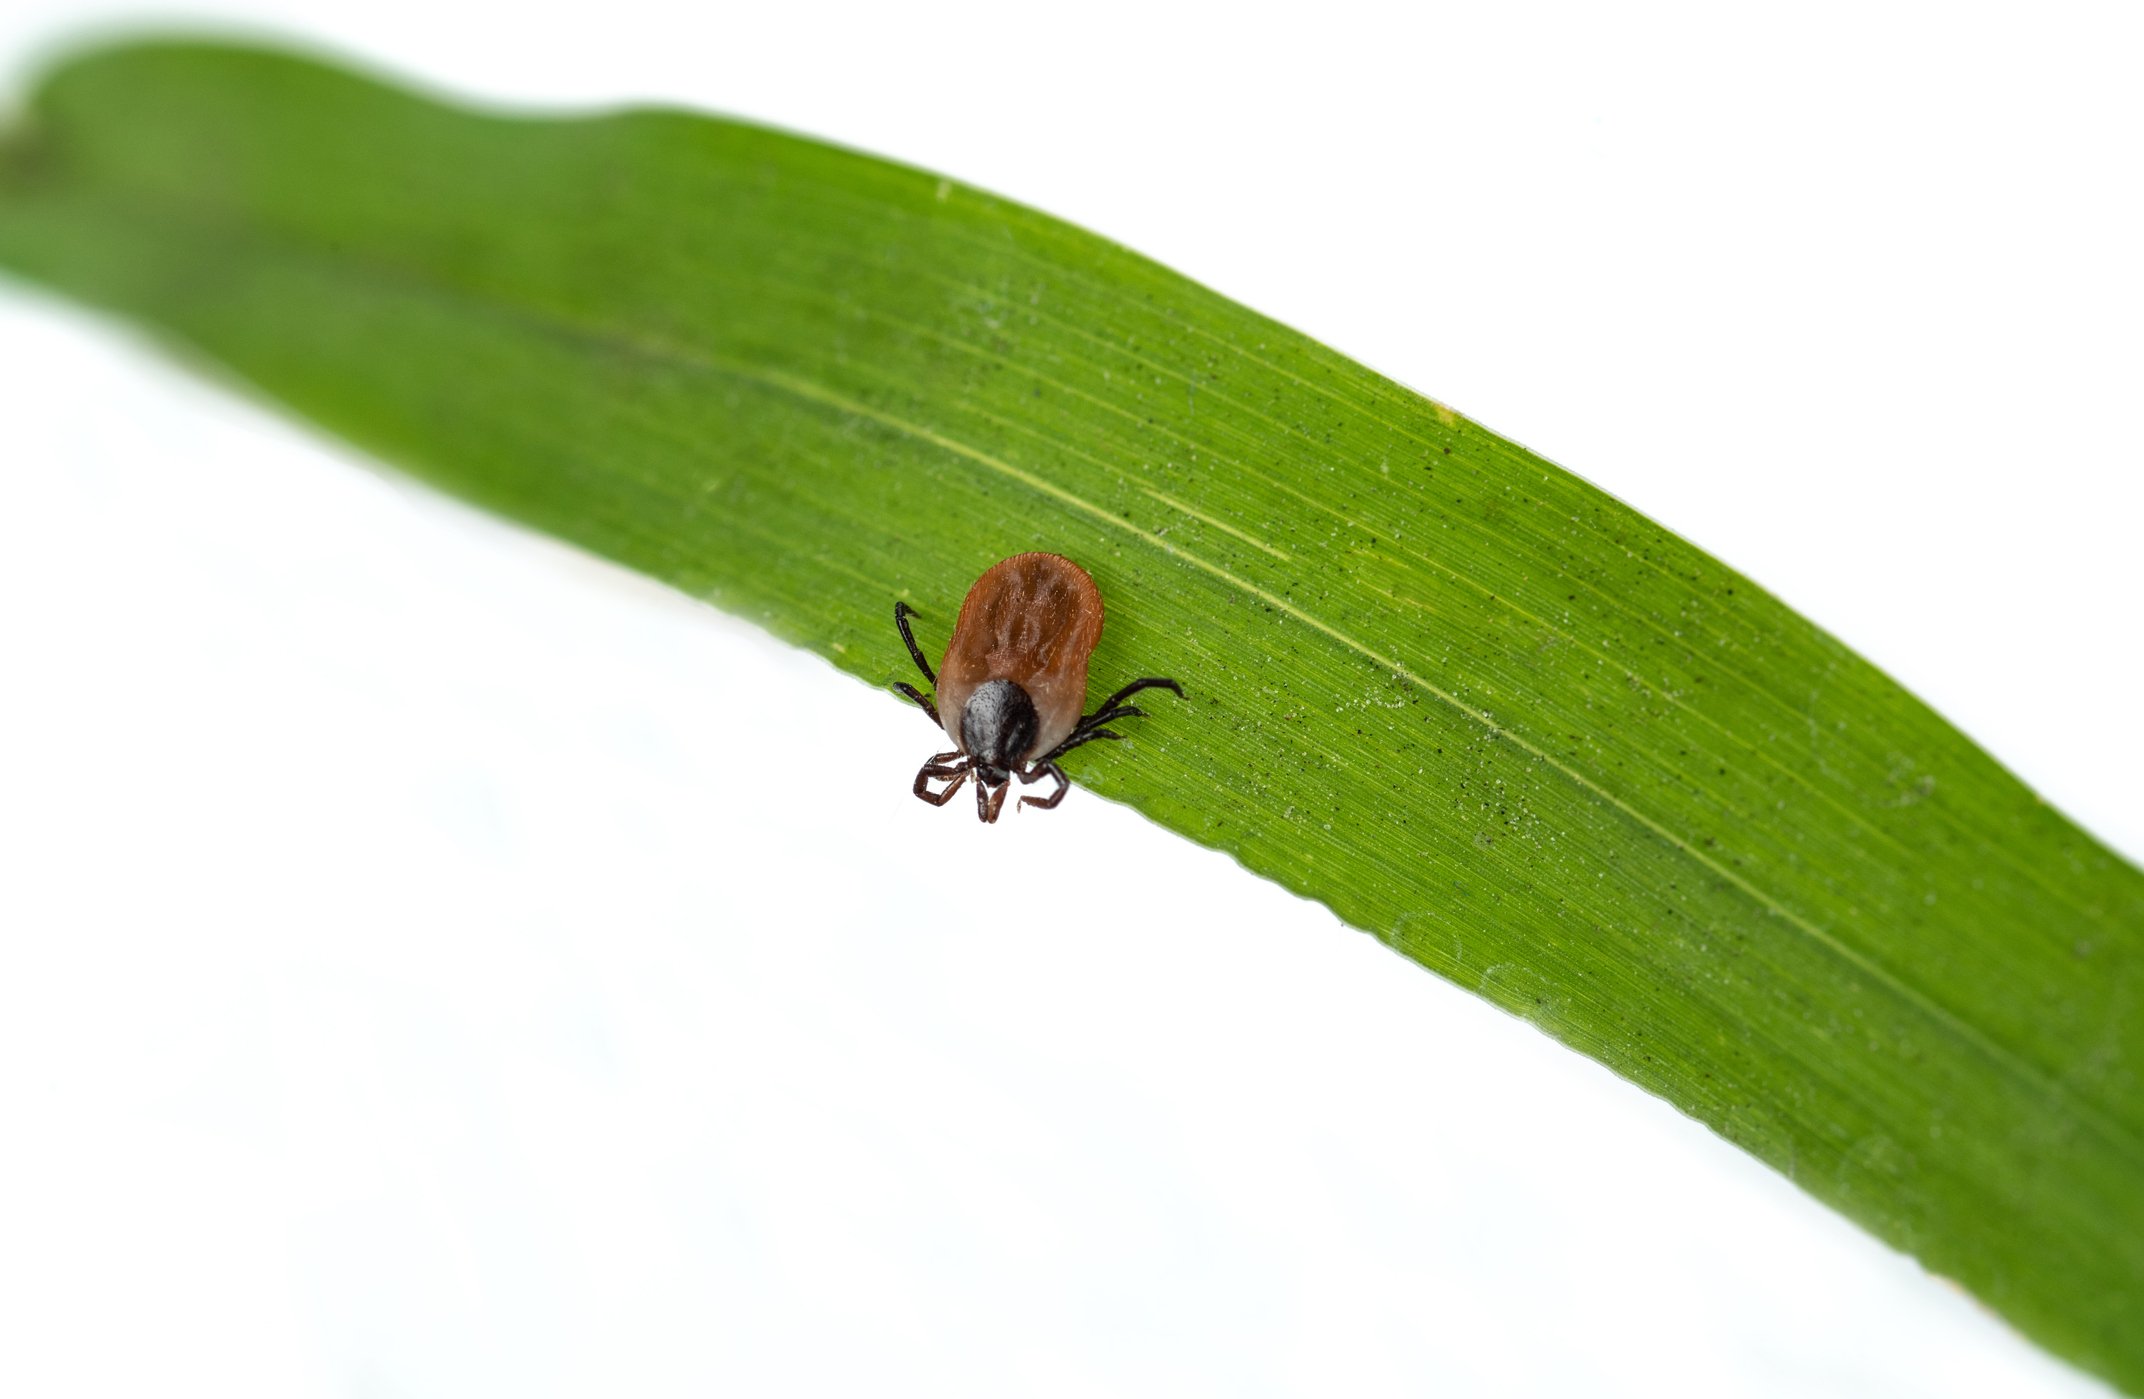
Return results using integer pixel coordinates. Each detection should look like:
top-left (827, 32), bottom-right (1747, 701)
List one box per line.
top-left (1078, 702), bottom-right (1146, 730)
top-left (1035, 728), bottom-right (1122, 764)
top-left (977, 774), bottom-right (1012, 824)
top-left (1017, 761), bottom-right (1070, 811)
top-left (894, 681), bottom-right (941, 726)
top-left (892, 602), bottom-right (942, 723)
top-left (893, 602), bottom-right (937, 686)
top-left (1085, 677), bottom-right (1181, 720)
top-left (914, 752), bottom-right (970, 806)
top-left (1065, 677), bottom-right (1181, 741)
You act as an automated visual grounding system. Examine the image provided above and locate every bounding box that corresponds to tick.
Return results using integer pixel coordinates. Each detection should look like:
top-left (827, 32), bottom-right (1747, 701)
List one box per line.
top-left (892, 552), bottom-right (1183, 823)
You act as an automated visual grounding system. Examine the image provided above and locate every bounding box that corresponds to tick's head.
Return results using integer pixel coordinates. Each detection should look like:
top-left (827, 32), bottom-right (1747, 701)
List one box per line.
top-left (958, 678), bottom-right (1039, 773)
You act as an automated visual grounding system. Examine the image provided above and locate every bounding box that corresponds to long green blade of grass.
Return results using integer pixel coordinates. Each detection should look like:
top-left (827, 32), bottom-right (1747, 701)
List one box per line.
top-left (2, 39), bottom-right (2139, 1390)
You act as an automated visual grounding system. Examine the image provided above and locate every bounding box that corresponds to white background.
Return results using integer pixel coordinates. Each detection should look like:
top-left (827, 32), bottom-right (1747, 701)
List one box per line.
top-left (1, 3), bottom-right (2138, 1395)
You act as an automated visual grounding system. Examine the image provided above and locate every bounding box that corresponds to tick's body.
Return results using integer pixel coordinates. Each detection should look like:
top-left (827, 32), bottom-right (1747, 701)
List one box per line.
top-left (894, 553), bottom-right (1181, 823)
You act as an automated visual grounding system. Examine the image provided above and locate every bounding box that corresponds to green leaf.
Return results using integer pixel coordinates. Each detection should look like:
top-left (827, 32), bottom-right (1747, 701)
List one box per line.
top-left (3, 38), bottom-right (2139, 1390)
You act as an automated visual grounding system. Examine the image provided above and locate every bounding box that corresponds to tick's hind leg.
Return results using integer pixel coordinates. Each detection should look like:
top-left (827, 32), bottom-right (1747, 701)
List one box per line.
top-left (1017, 760), bottom-right (1070, 812)
top-left (892, 604), bottom-right (944, 724)
top-left (895, 682), bottom-right (940, 726)
top-left (913, 751), bottom-right (970, 806)
top-left (893, 602), bottom-right (937, 685)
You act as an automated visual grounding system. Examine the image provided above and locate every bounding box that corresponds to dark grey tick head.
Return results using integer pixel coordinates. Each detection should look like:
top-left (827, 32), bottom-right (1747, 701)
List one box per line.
top-left (959, 678), bottom-right (1039, 775)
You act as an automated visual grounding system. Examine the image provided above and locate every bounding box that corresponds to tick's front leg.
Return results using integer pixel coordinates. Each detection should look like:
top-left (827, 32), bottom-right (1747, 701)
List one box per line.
top-left (913, 751), bottom-right (970, 806)
top-left (1017, 761), bottom-right (1070, 812)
